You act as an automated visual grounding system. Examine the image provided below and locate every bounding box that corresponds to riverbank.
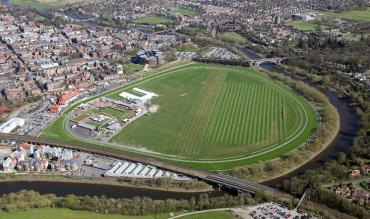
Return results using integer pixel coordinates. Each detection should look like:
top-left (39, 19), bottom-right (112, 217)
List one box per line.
top-left (0, 174), bottom-right (213, 193)
top-left (259, 114), bottom-right (340, 184)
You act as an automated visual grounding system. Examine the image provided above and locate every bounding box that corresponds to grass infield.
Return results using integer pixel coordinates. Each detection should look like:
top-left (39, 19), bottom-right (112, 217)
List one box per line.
top-left (40, 63), bottom-right (318, 171)
top-left (218, 32), bottom-right (247, 45)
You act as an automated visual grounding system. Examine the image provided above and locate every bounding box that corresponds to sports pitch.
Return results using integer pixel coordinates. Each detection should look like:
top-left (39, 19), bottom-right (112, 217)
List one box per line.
top-left (41, 63), bottom-right (318, 170)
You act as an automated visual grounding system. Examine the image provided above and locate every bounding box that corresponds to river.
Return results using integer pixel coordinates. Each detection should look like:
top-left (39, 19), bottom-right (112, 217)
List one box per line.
top-left (0, 180), bottom-right (225, 199)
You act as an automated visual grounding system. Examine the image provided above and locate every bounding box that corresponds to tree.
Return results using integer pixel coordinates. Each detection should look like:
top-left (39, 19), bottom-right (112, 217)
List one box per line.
top-left (189, 197), bottom-right (196, 210)
top-left (337, 152), bottom-right (347, 164)
top-left (254, 190), bottom-right (265, 203)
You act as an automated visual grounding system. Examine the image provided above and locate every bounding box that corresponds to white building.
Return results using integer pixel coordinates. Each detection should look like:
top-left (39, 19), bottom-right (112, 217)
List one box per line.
top-left (293, 13), bottom-right (316, 21)
top-left (119, 88), bottom-right (158, 103)
top-left (0, 118), bottom-right (25, 134)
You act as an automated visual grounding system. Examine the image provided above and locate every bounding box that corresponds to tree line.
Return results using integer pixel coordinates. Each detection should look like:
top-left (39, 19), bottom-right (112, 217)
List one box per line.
top-left (0, 190), bottom-right (274, 215)
top-left (269, 29), bottom-right (370, 219)
top-left (193, 57), bottom-right (251, 67)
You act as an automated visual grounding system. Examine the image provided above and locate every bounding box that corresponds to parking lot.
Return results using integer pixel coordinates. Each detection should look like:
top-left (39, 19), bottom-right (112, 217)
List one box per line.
top-left (16, 100), bottom-right (54, 136)
top-left (175, 51), bottom-right (198, 60)
top-left (245, 202), bottom-right (315, 219)
top-left (205, 47), bottom-right (240, 60)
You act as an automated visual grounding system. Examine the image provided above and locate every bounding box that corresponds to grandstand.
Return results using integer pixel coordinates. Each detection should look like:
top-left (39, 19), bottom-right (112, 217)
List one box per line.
top-left (119, 88), bottom-right (158, 103)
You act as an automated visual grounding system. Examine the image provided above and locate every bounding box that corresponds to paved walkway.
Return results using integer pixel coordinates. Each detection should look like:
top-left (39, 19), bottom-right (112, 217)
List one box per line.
top-left (169, 208), bottom-right (233, 219)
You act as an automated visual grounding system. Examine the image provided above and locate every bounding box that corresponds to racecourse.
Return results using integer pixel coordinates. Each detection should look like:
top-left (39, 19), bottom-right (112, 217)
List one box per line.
top-left (40, 62), bottom-right (318, 171)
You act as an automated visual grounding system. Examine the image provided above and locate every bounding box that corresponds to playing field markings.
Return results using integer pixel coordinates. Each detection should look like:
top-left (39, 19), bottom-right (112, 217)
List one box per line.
top-left (223, 83), bottom-right (235, 144)
top-left (279, 93), bottom-right (284, 141)
top-left (259, 85), bottom-right (267, 146)
top-left (241, 85), bottom-right (252, 145)
top-left (283, 99), bottom-right (288, 138)
top-left (254, 85), bottom-right (262, 145)
top-left (274, 89), bottom-right (280, 141)
top-left (188, 72), bottom-right (226, 155)
top-left (191, 72), bottom-right (228, 155)
top-left (239, 85), bottom-right (250, 145)
top-left (257, 86), bottom-right (264, 147)
top-left (275, 92), bottom-right (281, 141)
top-left (262, 86), bottom-right (269, 143)
top-left (237, 85), bottom-right (248, 145)
top-left (202, 83), bottom-right (230, 147)
top-left (241, 84), bottom-right (250, 145)
top-left (268, 89), bottom-right (274, 143)
top-left (213, 84), bottom-right (226, 143)
top-left (223, 84), bottom-right (234, 144)
top-left (213, 84), bottom-right (230, 143)
top-left (257, 85), bottom-right (264, 147)
top-left (225, 83), bottom-right (241, 144)
top-left (235, 84), bottom-right (246, 144)
top-left (246, 84), bottom-right (256, 145)
top-left (205, 85), bottom-right (226, 142)
top-left (177, 72), bottom-right (226, 156)
top-left (232, 83), bottom-right (246, 145)
top-left (249, 84), bottom-right (259, 145)
top-left (266, 87), bottom-right (273, 141)
top-left (220, 85), bottom-right (235, 143)
top-left (252, 85), bottom-right (260, 145)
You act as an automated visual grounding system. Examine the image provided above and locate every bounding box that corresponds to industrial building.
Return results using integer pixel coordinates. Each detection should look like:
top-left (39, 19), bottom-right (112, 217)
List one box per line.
top-left (0, 118), bottom-right (25, 134)
top-left (105, 160), bottom-right (189, 180)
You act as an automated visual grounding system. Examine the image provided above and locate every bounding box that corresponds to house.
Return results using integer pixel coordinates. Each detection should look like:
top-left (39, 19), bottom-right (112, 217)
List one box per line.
top-left (350, 169), bottom-right (361, 177)
top-left (361, 164), bottom-right (370, 175)
top-left (1, 157), bottom-right (16, 172)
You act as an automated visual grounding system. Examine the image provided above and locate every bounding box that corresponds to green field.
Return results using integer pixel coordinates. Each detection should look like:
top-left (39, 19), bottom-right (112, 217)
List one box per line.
top-left (40, 62), bottom-right (317, 170)
top-left (321, 7), bottom-right (370, 22)
top-left (179, 43), bottom-right (201, 52)
top-left (100, 107), bottom-right (127, 120)
top-left (287, 20), bottom-right (320, 31)
top-left (179, 211), bottom-right (237, 219)
top-left (218, 32), bottom-right (246, 45)
top-left (179, 26), bottom-right (202, 36)
top-left (171, 7), bottom-right (200, 17)
top-left (125, 63), bottom-right (143, 75)
top-left (0, 208), bottom-right (170, 219)
top-left (133, 16), bottom-right (175, 25)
